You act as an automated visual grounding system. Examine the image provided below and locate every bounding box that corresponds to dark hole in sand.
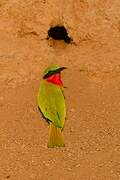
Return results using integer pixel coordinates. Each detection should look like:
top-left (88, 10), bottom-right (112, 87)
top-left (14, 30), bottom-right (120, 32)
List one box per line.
top-left (47, 26), bottom-right (71, 43)
top-left (6, 175), bottom-right (10, 179)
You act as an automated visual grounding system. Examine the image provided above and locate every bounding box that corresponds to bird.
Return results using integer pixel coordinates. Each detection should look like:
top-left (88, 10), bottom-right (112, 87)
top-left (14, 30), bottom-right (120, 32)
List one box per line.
top-left (37, 64), bottom-right (66, 148)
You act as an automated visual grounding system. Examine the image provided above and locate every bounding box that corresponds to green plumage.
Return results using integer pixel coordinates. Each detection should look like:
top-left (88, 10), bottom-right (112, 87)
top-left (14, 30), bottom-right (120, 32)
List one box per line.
top-left (43, 64), bottom-right (61, 77)
top-left (37, 64), bottom-right (66, 148)
top-left (37, 81), bottom-right (66, 128)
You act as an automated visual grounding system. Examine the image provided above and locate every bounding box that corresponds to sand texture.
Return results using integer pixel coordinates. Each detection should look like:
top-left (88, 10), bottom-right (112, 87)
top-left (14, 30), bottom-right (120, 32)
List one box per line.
top-left (0, 0), bottom-right (120, 179)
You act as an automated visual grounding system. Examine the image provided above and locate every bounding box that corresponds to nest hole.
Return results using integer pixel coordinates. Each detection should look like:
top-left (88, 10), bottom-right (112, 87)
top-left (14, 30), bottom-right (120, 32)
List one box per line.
top-left (47, 26), bottom-right (71, 43)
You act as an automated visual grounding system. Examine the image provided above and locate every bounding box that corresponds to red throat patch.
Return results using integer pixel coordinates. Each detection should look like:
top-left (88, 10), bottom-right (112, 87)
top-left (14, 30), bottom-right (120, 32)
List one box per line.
top-left (46, 73), bottom-right (63, 86)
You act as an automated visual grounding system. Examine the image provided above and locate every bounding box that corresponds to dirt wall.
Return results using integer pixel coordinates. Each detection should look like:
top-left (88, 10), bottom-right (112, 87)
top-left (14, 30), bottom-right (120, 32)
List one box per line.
top-left (0, 0), bottom-right (120, 179)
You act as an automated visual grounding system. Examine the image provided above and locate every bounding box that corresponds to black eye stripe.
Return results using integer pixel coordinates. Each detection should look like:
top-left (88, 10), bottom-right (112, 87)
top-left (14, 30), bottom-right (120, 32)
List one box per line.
top-left (43, 67), bottom-right (66, 79)
top-left (43, 69), bottom-right (61, 79)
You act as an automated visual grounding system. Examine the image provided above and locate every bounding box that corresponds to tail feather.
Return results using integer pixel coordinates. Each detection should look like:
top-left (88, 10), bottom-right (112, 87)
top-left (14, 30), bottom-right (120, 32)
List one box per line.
top-left (48, 123), bottom-right (65, 148)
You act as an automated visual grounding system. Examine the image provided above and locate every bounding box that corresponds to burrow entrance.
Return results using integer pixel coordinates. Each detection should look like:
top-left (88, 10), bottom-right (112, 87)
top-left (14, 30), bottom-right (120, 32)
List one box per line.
top-left (47, 26), bottom-right (71, 44)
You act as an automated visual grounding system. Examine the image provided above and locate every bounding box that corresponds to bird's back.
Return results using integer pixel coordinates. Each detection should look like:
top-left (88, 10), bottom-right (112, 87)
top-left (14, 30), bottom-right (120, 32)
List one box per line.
top-left (37, 80), bottom-right (66, 128)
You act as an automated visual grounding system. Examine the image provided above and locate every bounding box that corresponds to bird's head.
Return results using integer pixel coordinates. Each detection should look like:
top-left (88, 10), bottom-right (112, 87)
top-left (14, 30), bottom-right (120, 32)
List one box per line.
top-left (43, 64), bottom-right (66, 86)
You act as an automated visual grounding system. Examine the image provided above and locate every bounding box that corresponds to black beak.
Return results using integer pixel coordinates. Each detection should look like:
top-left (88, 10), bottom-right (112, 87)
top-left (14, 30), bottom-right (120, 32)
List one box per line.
top-left (59, 67), bottom-right (67, 71)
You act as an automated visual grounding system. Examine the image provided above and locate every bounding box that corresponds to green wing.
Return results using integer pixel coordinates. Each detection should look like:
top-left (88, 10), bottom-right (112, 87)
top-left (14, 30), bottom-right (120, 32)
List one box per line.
top-left (37, 81), bottom-right (66, 128)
